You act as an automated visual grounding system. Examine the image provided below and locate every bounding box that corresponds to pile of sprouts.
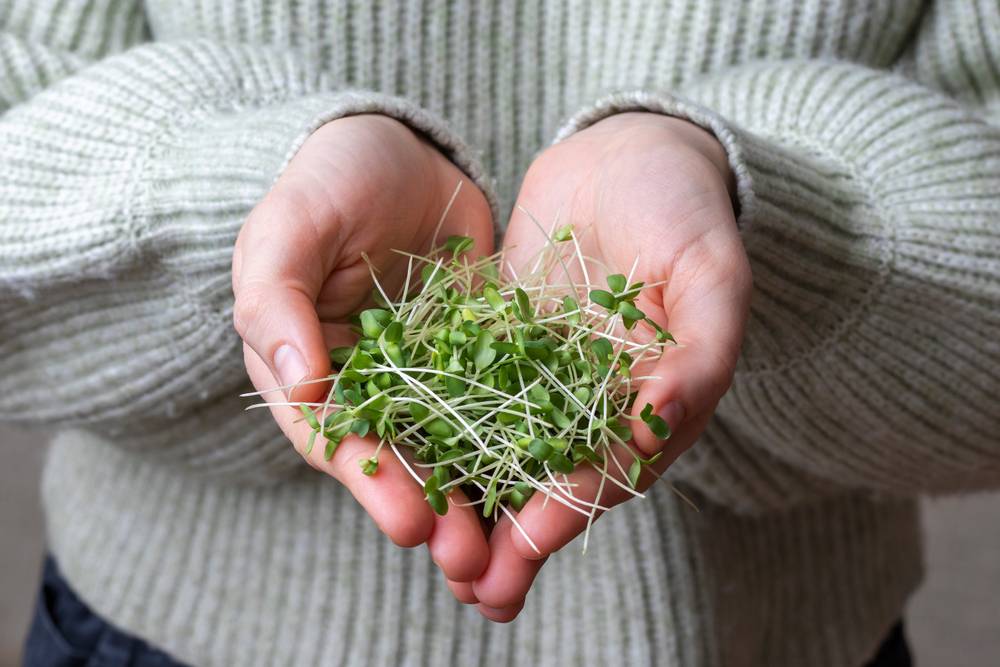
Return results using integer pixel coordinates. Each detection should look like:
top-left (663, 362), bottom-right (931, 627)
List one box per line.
top-left (255, 205), bottom-right (676, 551)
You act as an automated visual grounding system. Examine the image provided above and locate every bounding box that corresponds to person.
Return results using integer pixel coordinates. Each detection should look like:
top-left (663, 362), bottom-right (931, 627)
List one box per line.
top-left (3, 1), bottom-right (998, 665)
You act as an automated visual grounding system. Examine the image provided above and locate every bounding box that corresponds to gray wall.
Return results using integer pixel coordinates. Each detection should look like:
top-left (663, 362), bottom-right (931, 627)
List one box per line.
top-left (1, 427), bottom-right (998, 665)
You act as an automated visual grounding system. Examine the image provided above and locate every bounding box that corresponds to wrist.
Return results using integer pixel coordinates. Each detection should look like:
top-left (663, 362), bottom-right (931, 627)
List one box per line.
top-left (589, 112), bottom-right (736, 203)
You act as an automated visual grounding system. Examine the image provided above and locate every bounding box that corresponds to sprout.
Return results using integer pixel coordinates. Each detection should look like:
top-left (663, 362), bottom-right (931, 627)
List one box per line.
top-left (251, 224), bottom-right (678, 551)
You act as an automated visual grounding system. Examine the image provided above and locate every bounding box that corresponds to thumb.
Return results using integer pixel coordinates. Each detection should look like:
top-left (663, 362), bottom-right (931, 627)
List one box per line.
top-left (233, 195), bottom-right (333, 404)
top-left (630, 239), bottom-right (751, 457)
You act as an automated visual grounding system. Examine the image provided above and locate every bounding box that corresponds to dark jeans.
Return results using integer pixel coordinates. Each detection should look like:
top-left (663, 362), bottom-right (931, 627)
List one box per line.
top-left (24, 556), bottom-right (912, 666)
top-left (22, 557), bottom-right (188, 666)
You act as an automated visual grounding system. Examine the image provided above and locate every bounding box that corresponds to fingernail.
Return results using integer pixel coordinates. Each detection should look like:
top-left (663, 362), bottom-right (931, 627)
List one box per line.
top-left (274, 344), bottom-right (309, 392)
top-left (658, 401), bottom-right (686, 436)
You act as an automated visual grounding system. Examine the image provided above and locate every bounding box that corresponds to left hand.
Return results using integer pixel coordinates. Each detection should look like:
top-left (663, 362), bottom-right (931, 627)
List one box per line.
top-left (460, 112), bottom-right (753, 621)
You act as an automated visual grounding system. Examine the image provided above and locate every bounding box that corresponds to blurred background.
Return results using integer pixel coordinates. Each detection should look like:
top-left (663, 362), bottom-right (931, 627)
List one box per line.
top-left (1, 425), bottom-right (998, 666)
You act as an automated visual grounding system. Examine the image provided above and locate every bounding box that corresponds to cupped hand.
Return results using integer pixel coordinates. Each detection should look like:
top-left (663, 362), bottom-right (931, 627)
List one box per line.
top-left (463, 112), bottom-right (752, 620)
top-left (233, 114), bottom-right (494, 585)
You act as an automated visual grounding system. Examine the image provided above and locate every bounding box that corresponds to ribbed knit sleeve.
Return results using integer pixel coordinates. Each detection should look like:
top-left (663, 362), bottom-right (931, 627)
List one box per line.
top-left (908, 1), bottom-right (1000, 125)
top-left (0, 39), bottom-right (491, 482)
top-left (0, 0), bottom-right (147, 110)
top-left (556, 60), bottom-right (1000, 510)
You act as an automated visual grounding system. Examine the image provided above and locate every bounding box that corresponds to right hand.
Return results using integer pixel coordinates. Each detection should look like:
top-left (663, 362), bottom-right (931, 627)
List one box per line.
top-left (233, 114), bottom-right (494, 585)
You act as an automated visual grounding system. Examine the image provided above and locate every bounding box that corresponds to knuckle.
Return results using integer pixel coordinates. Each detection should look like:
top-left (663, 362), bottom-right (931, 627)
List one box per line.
top-left (707, 347), bottom-right (739, 397)
top-left (232, 288), bottom-right (266, 340)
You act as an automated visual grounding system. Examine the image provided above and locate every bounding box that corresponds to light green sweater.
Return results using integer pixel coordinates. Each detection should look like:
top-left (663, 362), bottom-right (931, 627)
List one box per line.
top-left (2, 1), bottom-right (999, 665)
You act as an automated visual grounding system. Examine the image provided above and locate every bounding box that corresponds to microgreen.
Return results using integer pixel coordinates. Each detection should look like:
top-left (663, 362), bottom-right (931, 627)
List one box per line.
top-left (254, 223), bottom-right (678, 551)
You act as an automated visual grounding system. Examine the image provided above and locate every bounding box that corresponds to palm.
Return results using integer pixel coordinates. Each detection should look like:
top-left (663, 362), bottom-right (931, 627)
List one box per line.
top-left (235, 114), bottom-right (495, 599)
top-left (463, 113), bottom-right (752, 621)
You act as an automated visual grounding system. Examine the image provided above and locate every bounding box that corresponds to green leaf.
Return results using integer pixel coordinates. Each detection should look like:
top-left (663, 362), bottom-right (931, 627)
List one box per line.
top-left (299, 405), bottom-right (320, 430)
top-left (480, 262), bottom-right (500, 281)
top-left (474, 331), bottom-right (497, 370)
top-left (491, 341), bottom-right (519, 356)
top-left (448, 329), bottom-right (467, 345)
top-left (329, 346), bottom-right (354, 366)
top-left (425, 418), bottom-right (454, 438)
top-left (514, 287), bottom-right (533, 322)
top-left (528, 439), bottom-right (553, 462)
top-left (497, 411), bottom-right (520, 425)
top-left (410, 402), bottom-right (430, 422)
top-left (639, 452), bottom-right (663, 466)
top-left (426, 489), bottom-right (448, 516)
top-left (606, 274), bottom-right (627, 294)
top-left (509, 481), bottom-right (535, 511)
top-left (423, 475), bottom-right (439, 494)
top-left (640, 403), bottom-right (654, 420)
top-left (323, 409), bottom-right (350, 429)
top-left (360, 309), bottom-right (392, 339)
top-left (644, 413), bottom-right (671, 440)
top-left (444, 235), bottom-right (474, 255)
top-left (433, 465), bottom-right (451, 486)
top-left (382, 321), bottom-right (403, 344)
top-left (553, 224), bottom-right (574, 242)
top-left (627, 458), bottom-right (642, 488)
top-left (573, 446), bottom-right (604, 464)
top-left (304, 430), bottom-right (317, 456)
top-left (383, 342), bottom-right (404, 366)
top-left (483, 474), bottom-right (499, 518)
top-left (647, 318), bottom-right (676, 343)
top-left (548, 452), bottom-right (575, 474)
top-left (350, 419), bottom-right (370, 438)
top-left (562, 296), bottom-right (581, 325)
top-left (529, 385), bottom-right (550, 406)
top-left (522, 339), bottom-right (551, 361)
top-left (591, 337), bottom-right (613, 362)
top-left (360, 456), bottom-right (379, 476)
top-left (551, 408), bottom-right (570, 429)
top-left (617, 301), bottom-right (645, 321)
top-left (446, 355), bottom-right (464, 374)
top-left (420, 262), bottom-right (446, 287)
top-left (509, 488), bottom-right (531, 511)
top-left (589, 289), bottom-right (617, 310)
top-left (607, 419), bottom-right (633, 442)
top-left (352, 352), bottom-right (375, 370)
top-left (621, 281), bottom-right (645, 300)
top-left (483, 286), bottom-right (506, 312)
top-left (445, 375), bottom-right (465, 397)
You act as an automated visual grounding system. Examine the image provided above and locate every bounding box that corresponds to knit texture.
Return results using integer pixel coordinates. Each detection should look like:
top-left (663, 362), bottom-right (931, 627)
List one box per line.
top-left (2, 1), bottom-right (999, 665)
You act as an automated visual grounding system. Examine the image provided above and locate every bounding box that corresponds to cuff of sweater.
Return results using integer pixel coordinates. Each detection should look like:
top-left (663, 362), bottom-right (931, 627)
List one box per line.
top-left (552, 90), bottom-right (756, 231)
top-left (275, 91), bottom-right (498, 219)
top-left (131, 92), bottom-right (494, 480)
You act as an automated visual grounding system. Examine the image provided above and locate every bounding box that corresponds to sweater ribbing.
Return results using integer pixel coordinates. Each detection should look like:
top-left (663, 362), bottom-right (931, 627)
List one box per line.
top-left (3, 1), bottom-right (999, 665)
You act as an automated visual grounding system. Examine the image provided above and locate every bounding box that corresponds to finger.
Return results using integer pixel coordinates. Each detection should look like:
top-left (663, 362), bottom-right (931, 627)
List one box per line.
top-left (233, 192), bottom-right (336, 404)
top-left (446, 578), bottom-right (478, 605)
top-left (471, 514), bottom-right (546, 609)
top-left (507, 415), bottom-right (710, 560)
top-left (313, 184), bottom-right (497, 322)
top-left (244, 342), bottom-right (435, 548)
top-left (476, 600), bottom-right (525, 623)
top-left (435, 179), bottom-right (497, 259)
top-left (631, 230), bottom-right (751, 457)
top-left (426, 486), bottom-right (490, 582)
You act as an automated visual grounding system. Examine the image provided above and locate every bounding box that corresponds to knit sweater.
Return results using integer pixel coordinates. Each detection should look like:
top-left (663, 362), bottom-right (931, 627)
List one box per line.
top-left (2, 1), bottom-right (998, 665)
